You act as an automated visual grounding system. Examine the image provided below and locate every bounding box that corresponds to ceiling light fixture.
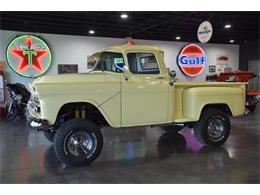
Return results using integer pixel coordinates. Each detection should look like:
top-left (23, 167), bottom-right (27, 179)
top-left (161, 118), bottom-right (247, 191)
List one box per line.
top-left (89, 30), bottom-right (95, 35)
top-left (121, 13), bottom-right (128, 19)
top-left (176, 36), bottom-right (181, 40)
top-left (229, 39), bottom-right (235, 43)
top-left (225, 24), bottom-right (232, 29)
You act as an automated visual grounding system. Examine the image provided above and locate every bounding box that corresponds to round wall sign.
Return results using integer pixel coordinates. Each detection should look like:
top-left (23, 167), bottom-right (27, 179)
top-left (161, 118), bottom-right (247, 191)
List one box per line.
top-left (6, 35), bottom-right (52, 78)
top-left (197, 21), bottom-right (213, 43)
top-left (177, 44), bottom-right (207, 77)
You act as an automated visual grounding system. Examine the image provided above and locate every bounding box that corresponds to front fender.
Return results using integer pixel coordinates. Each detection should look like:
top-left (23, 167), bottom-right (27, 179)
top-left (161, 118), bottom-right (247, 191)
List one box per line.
top-left (40, 97), bottom-right (97, 125)
top-left (40, 92), bottom-right (121, 127)
top-left (33, 73), bottom-right (121, 127)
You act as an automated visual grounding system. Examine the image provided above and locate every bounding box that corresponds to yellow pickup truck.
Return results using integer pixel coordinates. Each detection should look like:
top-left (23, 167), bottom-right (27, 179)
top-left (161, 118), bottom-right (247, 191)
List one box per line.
top-left (27, 45), bottom-right (246, 166)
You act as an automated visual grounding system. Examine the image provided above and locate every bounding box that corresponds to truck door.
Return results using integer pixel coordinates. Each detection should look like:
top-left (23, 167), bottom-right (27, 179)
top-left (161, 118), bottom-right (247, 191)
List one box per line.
top-left (121, 52), bottom-right (169, 126)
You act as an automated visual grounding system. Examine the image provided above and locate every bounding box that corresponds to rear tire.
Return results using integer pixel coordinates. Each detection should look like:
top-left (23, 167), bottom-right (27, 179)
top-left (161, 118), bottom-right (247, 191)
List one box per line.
top-left (194, 109), bottom-right (231, 147)
top-left (53, 119), bottom-right (103, 166)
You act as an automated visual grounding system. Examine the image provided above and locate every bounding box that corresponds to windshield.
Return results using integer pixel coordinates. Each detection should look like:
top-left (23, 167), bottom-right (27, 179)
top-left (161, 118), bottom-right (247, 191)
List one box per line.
top-left (93, 52), bottom-right (125, 73)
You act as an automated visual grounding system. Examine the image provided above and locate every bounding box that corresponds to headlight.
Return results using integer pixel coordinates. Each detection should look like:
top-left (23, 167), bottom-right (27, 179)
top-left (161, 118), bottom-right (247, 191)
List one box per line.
top-left (33, 95), bottom-right (40, 105)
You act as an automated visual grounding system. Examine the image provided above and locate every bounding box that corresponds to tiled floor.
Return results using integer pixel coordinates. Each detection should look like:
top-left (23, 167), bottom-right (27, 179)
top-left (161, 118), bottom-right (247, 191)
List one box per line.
top-left (0, 107), bottom-right (259, 183)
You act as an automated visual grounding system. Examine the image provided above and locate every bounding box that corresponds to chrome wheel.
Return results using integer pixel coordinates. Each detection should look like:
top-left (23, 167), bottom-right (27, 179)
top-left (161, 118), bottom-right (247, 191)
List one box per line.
top-left (207, 116), bottom-right (225, 142)
top-left (54, 119), bottom-right (103, 166)
top-left (66, 131), bottom-right (96, 157)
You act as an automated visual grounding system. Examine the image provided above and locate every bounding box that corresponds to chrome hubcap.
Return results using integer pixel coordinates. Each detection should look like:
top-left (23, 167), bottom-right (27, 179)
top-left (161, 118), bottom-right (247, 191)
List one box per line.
top-left (66, 131), bottom-right (95, 157)
top-left (207, 117), bottom-right (225, 142)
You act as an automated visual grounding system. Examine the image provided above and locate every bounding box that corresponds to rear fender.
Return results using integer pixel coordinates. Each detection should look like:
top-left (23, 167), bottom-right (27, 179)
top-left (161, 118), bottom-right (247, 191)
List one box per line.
top-left (182, 87), bottom-right (245, 120)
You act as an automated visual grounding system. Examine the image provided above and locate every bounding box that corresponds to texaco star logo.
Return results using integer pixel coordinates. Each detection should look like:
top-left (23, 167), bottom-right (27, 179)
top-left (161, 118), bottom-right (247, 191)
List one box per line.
top-left (6, 35), bottom-right (52, 78)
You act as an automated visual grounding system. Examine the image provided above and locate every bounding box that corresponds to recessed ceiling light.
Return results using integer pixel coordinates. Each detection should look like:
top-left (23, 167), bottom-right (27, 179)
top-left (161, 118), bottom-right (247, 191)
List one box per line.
top-left (176, 36), bottom-right (181, 40)
top-left (89, 30), bottom-right (95, 34)
top-left (121, 13), bottom-right (128, 19)
top-left (225, 24), bottom-right (232, 29)
top-left (229, 39), bottom-right (235, 43)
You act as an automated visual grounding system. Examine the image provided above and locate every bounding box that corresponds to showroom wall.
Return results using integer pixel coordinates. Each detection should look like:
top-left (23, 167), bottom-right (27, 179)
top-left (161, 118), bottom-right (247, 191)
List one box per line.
top-left (0, 29), bottom-right (239, 88)
top-left (239, 39), bottom-right (260, 70)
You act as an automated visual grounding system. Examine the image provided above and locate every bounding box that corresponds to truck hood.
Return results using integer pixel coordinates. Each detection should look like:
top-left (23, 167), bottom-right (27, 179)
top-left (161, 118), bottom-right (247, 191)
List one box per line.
top-left (29, 71), bottom-right (121, 104)
top-left (33, 72), bottom-right (106, 85)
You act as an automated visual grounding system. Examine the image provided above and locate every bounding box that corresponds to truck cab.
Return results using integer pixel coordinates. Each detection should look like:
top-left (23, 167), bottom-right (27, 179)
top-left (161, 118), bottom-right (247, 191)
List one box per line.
top-left (92, 45), bottom-right (170, 127)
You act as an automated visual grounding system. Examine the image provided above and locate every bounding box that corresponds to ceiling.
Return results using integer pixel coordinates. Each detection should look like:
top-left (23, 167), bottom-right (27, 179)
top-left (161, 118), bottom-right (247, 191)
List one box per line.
top-left (0, 11), bottom-right (259, 44)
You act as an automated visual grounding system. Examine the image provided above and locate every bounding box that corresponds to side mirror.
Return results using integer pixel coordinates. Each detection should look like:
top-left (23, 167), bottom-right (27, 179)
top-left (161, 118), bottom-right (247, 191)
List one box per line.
top-left (169, 70), bottom-right (177, 78)
top-left (122, 66), bottom-right (129, 81)
top-left (122, 65), bottom-right (128, 73)
top-left (169, 70), bottom-right (178, 86)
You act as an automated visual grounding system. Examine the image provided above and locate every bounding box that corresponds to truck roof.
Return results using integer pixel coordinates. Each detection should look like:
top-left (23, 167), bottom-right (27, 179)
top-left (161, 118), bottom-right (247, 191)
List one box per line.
top-left (103, 45), bottom-right (163, 53)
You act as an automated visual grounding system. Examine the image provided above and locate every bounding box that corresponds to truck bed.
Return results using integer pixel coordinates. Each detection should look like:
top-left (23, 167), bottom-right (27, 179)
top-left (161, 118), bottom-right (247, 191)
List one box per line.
top-left (171, 82), bottom-right (246, 123)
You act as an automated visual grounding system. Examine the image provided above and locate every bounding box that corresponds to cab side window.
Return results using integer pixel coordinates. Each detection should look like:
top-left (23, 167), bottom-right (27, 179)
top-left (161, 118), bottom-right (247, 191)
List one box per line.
top-left (127, 53), bottom-right (160, 74)
top-left (93, 52), bottom-right (124, 73)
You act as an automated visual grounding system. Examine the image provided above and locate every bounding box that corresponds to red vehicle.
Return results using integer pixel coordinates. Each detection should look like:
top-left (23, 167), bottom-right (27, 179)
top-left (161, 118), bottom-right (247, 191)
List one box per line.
top-left (216, 71), bottom-right (260, 114)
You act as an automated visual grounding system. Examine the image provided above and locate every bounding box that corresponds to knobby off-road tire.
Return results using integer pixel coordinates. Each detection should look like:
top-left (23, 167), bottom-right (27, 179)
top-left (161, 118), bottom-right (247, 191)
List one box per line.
top-left (194, 108), bottom-right (231, 147)
top-left (53, 119), bottom-right (103, 166)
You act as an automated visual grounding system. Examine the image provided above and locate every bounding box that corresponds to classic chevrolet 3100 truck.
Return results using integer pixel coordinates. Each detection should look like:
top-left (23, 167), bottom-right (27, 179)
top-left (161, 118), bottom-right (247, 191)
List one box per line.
top-left (27, 45), bottom-right (246, 166)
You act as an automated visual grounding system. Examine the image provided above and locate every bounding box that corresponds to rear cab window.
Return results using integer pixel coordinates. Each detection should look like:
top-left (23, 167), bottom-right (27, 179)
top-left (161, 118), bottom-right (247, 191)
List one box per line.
top-left (127, 52), bottom-right (160, 74)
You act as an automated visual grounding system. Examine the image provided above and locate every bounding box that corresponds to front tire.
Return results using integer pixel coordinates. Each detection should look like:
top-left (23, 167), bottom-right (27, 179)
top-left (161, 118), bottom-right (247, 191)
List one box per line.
top-left (53, 119), bottom-right (103, 166)
top-left (194, 109), bottom-right (231, 147)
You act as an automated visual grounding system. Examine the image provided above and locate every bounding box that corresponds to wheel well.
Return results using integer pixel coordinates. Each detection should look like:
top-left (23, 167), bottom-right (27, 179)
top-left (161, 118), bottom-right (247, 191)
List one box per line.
top-left (201, 104), bottom-right (233, 116)
top-left (56, 102), bottom-right (108, 127)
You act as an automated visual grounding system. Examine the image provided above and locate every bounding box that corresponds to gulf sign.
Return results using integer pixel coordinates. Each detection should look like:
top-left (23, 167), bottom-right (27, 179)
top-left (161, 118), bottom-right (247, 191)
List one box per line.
top-left (177, 44), bottom-right (206, 77)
